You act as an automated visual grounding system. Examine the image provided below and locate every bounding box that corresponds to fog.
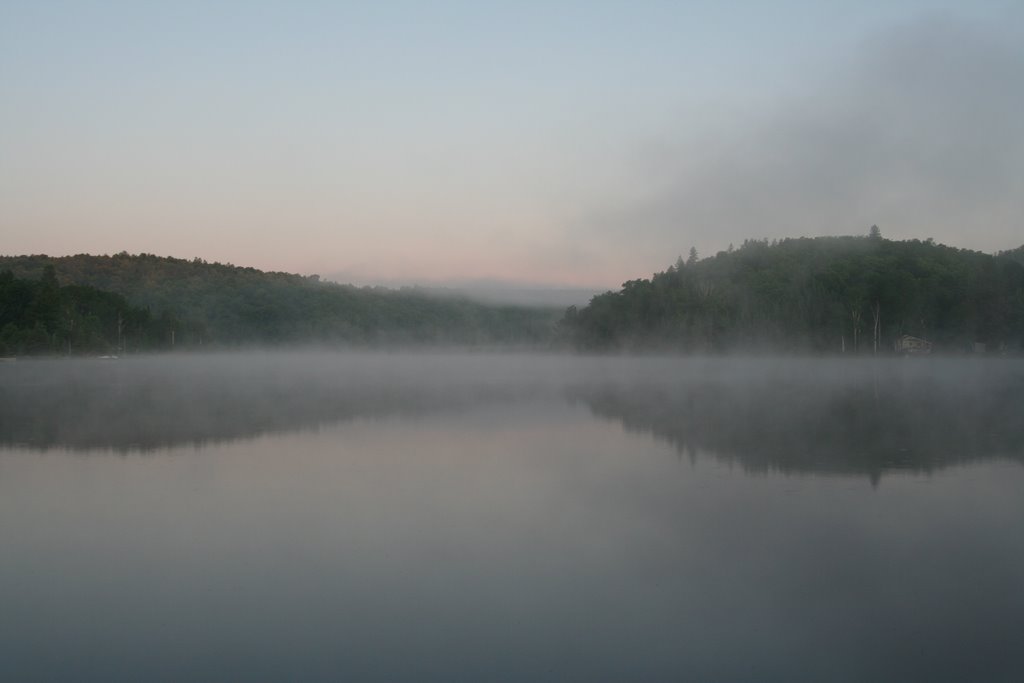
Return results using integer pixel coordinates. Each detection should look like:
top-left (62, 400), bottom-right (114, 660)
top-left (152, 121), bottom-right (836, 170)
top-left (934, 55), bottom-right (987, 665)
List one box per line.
top-left (325, 276), bottom-right (602, 309)
top-left (596, 14), bottom-right (1024, 261)
top-left (3, 352), bottom-right (1021, 481)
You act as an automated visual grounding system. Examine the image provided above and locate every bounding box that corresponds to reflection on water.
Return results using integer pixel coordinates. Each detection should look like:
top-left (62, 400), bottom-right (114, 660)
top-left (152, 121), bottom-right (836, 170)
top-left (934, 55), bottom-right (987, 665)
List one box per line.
top-left (571, 363), bottom-right (1024, 481)
top-left (1, 353), bottom-right (1023, 681)
top-left (2, 353), bottom-right (1022, 480)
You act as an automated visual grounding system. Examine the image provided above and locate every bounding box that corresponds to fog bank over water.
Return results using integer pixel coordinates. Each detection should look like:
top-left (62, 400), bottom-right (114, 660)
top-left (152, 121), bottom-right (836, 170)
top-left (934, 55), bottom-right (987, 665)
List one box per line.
top-left (3, 352), bottom-right (1021, 481)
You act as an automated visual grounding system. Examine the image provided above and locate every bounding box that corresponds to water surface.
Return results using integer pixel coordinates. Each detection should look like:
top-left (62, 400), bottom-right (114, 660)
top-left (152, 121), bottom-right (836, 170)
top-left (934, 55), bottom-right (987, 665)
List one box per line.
top-left (2, 353), bottom-right (1022, 681)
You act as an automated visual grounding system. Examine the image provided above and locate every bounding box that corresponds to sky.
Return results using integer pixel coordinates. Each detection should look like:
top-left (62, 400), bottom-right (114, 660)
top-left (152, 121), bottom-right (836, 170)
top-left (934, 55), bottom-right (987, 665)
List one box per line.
top-left (2, 1), bottom-right (1021, 290)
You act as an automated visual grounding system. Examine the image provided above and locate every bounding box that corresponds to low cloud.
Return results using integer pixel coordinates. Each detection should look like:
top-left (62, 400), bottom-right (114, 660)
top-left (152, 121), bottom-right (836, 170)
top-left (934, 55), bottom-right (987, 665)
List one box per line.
top-left (595, 14), bottom-right (1024, 261)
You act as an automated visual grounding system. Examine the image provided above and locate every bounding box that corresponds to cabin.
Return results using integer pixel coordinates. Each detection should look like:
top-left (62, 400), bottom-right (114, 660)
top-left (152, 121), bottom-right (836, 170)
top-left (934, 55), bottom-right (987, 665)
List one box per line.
top-left (896, 335), bottom-right (932, 355)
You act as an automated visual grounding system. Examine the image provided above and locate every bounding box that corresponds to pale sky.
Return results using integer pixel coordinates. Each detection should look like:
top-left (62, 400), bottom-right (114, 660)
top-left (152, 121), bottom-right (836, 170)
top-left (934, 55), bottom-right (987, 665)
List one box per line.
top-left (2, 1), bottom-right (1021, 289)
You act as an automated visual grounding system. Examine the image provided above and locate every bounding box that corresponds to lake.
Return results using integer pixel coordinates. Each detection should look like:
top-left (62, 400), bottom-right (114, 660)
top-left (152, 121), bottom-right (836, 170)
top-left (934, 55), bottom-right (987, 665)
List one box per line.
top-left (1, 352), bottom-right (1022, 682)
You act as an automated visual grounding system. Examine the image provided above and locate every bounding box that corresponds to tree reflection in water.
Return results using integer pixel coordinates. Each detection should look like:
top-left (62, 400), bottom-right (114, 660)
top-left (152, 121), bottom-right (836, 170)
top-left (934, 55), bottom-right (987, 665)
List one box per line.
top-left (2, 353), bottom-right (1022, 482)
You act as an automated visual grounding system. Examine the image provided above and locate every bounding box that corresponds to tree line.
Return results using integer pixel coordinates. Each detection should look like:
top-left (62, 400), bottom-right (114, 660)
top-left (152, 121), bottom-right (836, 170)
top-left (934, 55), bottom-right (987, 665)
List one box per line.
top-left (560, 231), bottom-right (1024, 353)
top-left (0, 253), bottom-right (561, 354)
top-left (5, 235), bottom-right (1023, 356)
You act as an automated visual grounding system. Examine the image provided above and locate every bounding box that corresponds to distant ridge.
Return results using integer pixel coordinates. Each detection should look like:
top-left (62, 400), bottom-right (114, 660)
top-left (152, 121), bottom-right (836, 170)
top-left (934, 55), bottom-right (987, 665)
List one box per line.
top-left (0, 253), bottom-right (560, 352)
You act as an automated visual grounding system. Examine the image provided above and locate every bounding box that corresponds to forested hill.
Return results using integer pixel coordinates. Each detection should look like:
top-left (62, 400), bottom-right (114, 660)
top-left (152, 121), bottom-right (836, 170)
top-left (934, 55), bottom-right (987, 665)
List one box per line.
top-left (561, 234), bottom-right (1024, 353)
top-left (1000, 244), bottom-right (1024, 267)
top-left (0, 253), bottom-right (559, 353)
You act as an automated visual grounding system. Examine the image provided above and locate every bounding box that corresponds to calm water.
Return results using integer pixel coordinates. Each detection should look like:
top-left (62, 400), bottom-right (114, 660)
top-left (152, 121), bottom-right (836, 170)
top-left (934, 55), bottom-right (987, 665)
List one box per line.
top-left (2, 353), bottom-right (1023, 682)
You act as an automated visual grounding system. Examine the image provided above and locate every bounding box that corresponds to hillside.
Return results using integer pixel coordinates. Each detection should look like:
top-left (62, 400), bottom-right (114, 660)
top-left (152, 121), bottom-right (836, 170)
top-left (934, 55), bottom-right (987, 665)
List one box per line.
top-left (0, 253), bottom-right (560, 352)
top-left (561, 233), bottom-right (1024, 353)
top-left (0, 266), bottom-right (171, 356)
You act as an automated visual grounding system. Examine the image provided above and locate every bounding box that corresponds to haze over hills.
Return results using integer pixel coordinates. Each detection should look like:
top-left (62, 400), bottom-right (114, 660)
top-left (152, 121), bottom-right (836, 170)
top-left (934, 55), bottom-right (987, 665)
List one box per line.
top-left (0, 253), bottom-right (561, 354)
top-left (343, 279), bottom-right (602, 309)
top-left (2, 233), bottom-right (1024, 356)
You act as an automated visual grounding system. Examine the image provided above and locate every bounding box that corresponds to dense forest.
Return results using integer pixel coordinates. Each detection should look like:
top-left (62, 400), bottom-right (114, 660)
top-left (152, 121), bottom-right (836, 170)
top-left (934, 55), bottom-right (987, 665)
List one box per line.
top-left (561, 230), bottom-right (1024, 353)
top-left (4, 234), bottom-right (1024, 356)
top-left (0, 253), bottom-right (560, 355)
top-left (0, 266), bottom-right (175, 356)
